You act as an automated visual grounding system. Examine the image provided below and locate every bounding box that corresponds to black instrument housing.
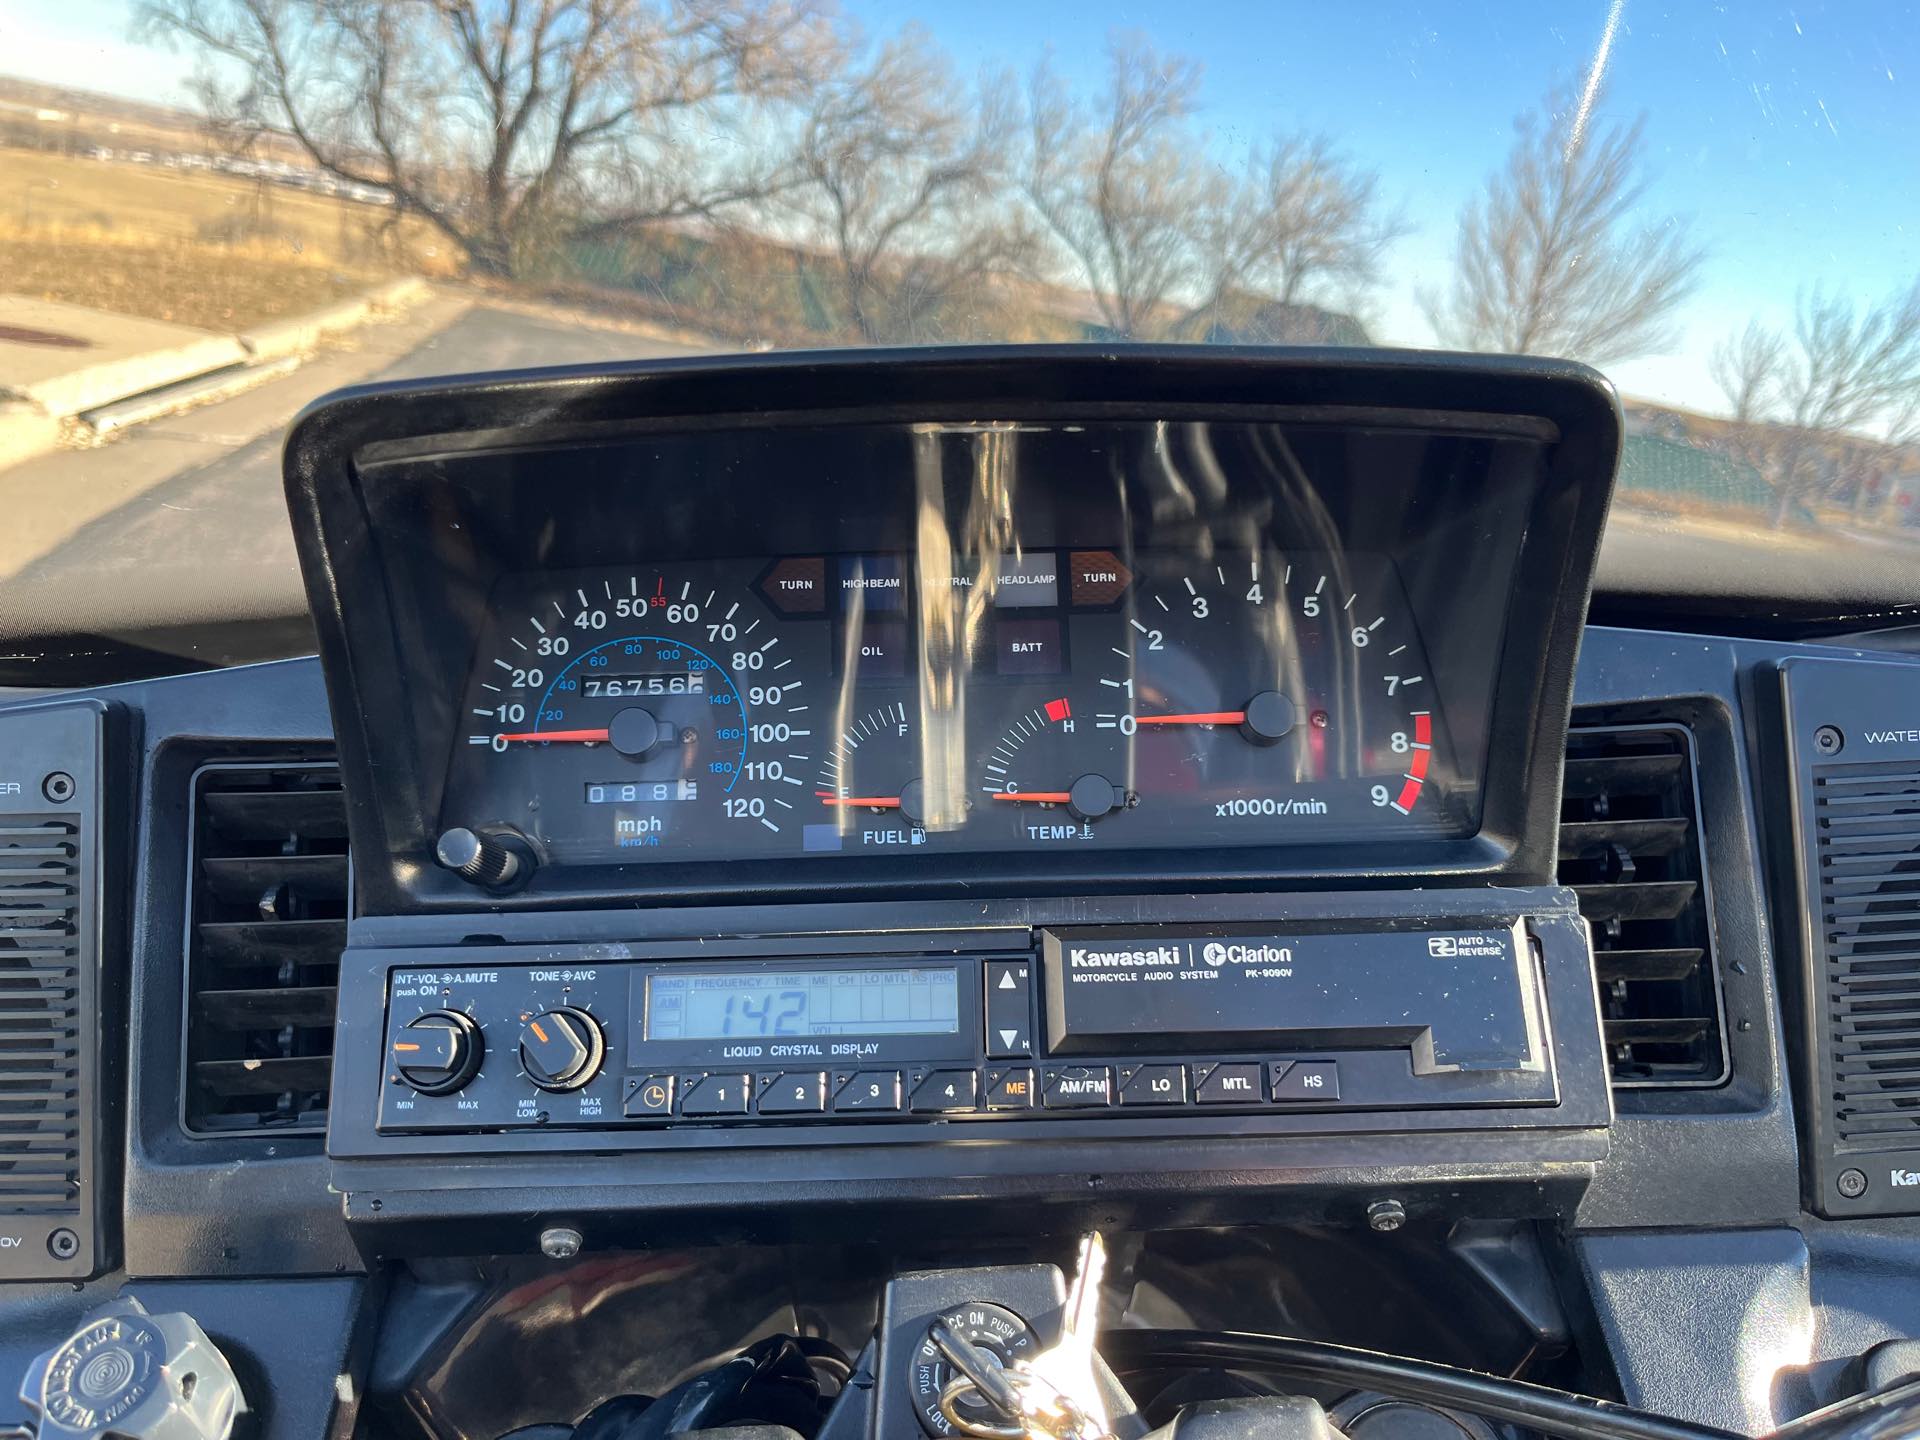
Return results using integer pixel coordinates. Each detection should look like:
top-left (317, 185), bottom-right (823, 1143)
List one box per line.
top-left (282, 346), bottom-right (1620, 914)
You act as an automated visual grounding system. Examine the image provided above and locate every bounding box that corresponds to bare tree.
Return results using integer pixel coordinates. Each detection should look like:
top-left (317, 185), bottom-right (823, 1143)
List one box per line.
top-left (139, 0), bottom-right (837, 277)
top-left (1733, 282), bottom-right (1920, 524)
top-left (797, 29), bottom-right (1024, 343)
top-left (1709, 320), bottom-right (1784, 424)
top-left (1023, 35), bottom-right (1218, 340)
top-left (1177, 133), bottom-right (1404, 336)
top-left (1428, 86), bottom-right (1703, 364)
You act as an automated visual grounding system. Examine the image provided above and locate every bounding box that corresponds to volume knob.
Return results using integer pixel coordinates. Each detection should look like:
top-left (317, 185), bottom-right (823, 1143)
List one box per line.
top-left (391, 1010), bottom-right (483, 1096)
top-left (519, 1007), bottom-right (605, 1092)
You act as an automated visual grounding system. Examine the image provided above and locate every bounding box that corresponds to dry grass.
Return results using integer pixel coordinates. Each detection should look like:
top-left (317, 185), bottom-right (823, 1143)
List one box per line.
top-left (0, 232), bottom-right (388, 331)
top-left (0, 147), bottom-right (460, 329)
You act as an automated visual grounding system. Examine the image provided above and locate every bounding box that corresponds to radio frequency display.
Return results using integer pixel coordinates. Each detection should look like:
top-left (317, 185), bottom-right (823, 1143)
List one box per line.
top-left (646, 967), bottom-right (960, 1039)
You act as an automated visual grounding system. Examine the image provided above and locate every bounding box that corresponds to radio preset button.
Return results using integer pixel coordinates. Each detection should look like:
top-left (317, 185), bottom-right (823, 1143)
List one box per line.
top-left (985, 1069), bottom-right (1035, 1109)
top-left (1119, 1064), bottom-right (1188, 1106)
top-left (680, 1074), bottom-right (750, 1116)
top-left (1194, 1062), bottom-right (1264, 1104)
top-left (759, 1072), bottom-right (828, 1114)
top-left (910, 1070), bottom-right (979, 1113)
top-left (834, 1070), bottom-right (903, 1112)
top-left (1042, 1067), bottom-right (1112, 1108)
top-left (623, 1075), bottom-right (674, 1118)
top-left (984, 962), bottom-right (1034, 1057)
top-left (1272, 1061), bottom-right (1340, 1101)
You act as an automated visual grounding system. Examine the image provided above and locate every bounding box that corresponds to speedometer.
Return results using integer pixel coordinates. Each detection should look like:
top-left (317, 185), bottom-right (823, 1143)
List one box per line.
top-left (443, 562), bottom-right (827, 864)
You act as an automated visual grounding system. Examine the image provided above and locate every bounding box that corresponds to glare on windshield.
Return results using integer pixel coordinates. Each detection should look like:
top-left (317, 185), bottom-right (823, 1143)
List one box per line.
top-left (0, 1), bottom-right (1915, 648)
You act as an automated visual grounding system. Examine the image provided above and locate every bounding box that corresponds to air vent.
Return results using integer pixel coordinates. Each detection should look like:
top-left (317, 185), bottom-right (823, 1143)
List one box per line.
top-left (1816, 759), bottom-right (1920, 1150)
top-left (1560, 725), bottom-right (1726, 1088)
top-left (0, 816), bottom-right (84, 1215)
top-left (183, 763), bottom-right (346, 1134)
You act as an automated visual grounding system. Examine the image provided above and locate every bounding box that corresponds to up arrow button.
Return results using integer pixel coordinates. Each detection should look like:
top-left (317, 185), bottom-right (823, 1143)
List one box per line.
top-left (984, 961), bottom-right (1034, 1057)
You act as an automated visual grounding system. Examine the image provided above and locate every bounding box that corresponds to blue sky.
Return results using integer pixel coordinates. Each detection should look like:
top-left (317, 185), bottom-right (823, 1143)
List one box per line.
top-left (7, 0), bottom-right (1917, 412)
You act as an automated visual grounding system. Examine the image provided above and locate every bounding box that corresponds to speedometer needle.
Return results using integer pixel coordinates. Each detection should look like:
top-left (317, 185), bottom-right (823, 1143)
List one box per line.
top-left (1133, 711), bottom-right (1248, 726)
top-left (496, 728), bottom-right (611, 744)
top-left (815, 791), bottom-right (902, 808)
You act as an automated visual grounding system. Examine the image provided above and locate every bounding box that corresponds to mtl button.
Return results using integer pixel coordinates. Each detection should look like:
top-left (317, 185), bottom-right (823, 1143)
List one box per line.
top-left (984, 961), bottom-right (1033, 1057)
top-left (1194, 1062), bottom-right (1263, 1104)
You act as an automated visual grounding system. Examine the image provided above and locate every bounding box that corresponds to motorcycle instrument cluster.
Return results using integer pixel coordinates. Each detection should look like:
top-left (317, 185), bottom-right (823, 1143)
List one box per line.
top-left (285, 349), bottom-right (1620, 1236)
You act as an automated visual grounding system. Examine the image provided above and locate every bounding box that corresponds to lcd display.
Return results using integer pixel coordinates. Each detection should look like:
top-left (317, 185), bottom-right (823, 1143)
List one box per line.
top-left (645, 967), bottom-right (961, 1040)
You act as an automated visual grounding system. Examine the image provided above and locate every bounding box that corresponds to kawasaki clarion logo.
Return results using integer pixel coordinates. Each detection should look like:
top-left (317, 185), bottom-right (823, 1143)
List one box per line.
top-left (1892, 1169), bottom-right (1920, 1187)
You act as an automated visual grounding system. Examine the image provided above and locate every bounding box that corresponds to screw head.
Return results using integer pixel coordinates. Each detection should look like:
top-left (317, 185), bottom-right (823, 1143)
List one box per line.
top-left (1814, 725), bottom-right (1845, 756)
top-left (1366, 1199), bottom-right (1407, 1233)
top-left (1838, 1168), bottom-right (1869, 1199)
top-left (41, 772), bottom-right (75, 803)
top-left (539, 1226), bottom-right (583, 1259)
top-left (46, 1228), bottom-right (79, 1260)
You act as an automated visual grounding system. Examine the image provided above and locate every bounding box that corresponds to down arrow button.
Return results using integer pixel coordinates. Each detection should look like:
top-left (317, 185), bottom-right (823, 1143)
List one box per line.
top-left (984, 961), bottom-right (1033, 1057)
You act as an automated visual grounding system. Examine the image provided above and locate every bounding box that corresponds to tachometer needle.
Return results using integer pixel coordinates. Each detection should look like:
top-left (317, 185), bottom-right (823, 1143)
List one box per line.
top-left (815, 791), bottom-right (902, 808)
top-left (990, 792), bottom-right (1073, 804)
top-left (496, 728), bottom-right (611, 744)
top-left (1133, 711), bottom-right (1248, 727)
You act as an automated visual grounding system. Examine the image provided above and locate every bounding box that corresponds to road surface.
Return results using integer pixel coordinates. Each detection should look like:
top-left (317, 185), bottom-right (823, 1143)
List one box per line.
top-left (0, 298), bottom-right (705, 641)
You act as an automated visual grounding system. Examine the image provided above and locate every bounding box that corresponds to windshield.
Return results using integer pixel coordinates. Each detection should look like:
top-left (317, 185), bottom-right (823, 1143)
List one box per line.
top-left (2, 1), bottom-right (1915, 669)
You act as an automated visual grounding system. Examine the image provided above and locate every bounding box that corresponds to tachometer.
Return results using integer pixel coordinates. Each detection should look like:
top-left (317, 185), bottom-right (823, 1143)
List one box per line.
top-left (443, 563), bottom-right (822, 863)
top-left (1101, 552), bottom-right (1455, 839)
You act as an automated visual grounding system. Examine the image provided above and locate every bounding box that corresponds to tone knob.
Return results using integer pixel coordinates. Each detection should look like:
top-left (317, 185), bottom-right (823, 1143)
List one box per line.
top-left (519, 1007), bottom-right (605, 1092)
top-left (391, 1010), bottom-right (483, 1096)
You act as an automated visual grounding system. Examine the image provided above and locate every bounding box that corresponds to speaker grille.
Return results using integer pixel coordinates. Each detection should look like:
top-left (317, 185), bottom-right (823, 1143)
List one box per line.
top-left (1817, 759), bottom-right (1920, 1150)
top-left (0, 816), bottom-right (83, 1216)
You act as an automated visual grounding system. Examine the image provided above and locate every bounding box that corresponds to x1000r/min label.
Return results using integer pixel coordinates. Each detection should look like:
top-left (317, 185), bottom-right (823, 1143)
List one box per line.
top-left (1039, 924), bottom-right (1543, 1074)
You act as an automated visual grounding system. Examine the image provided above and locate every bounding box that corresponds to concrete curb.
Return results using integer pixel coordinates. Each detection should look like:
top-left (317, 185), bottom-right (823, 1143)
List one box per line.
top-left (237, 279), bottom-right (430, 362)
top-left (0, 277), bottom-right (433, 467)
top-left (81, 354), bottom-right (304, 437)
top-left (17, 333), bottom-right (250, 421)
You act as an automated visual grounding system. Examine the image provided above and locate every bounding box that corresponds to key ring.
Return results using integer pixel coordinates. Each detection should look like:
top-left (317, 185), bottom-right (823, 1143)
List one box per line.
top-left (936, 1365), bottom-right (1111, 1440)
